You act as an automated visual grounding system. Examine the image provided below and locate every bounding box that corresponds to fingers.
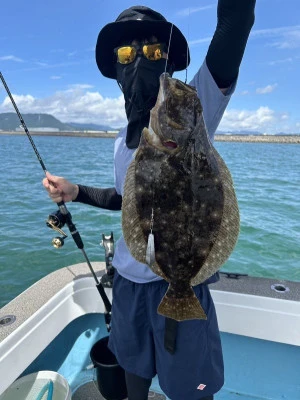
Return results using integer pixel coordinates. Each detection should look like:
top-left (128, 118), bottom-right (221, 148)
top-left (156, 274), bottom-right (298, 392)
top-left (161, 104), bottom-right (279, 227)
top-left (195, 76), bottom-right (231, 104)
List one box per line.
top-left (42, 171), bottom-right (78, 203)
top-left (45, 183), bottom-right (63, 203)
top-left (45, 171), bottom-right (64, 187)
top-left (42, 171), bottom-right (63, 203)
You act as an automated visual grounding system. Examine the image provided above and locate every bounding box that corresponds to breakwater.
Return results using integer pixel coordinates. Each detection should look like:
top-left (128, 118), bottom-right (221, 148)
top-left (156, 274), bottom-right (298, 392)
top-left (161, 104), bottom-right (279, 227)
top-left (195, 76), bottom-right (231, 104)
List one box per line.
top-left (215, 134), bottom-right (300, 144)
top-left (0, 131), bottom-right (299, 143)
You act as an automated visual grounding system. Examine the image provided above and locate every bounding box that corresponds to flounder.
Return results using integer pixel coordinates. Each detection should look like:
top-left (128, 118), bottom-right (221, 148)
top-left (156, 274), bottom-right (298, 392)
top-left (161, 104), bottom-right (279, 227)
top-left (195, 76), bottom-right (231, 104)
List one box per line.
top-left (122, 73), bottom-right (240, 321)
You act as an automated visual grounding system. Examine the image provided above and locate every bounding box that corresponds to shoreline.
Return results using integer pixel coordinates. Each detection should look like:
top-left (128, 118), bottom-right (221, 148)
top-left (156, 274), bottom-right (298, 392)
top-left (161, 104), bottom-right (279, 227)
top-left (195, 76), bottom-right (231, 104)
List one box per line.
top-left (0, 131), bottom-right (299, 143)
top-left (215, 134), bottom-right (300, 144)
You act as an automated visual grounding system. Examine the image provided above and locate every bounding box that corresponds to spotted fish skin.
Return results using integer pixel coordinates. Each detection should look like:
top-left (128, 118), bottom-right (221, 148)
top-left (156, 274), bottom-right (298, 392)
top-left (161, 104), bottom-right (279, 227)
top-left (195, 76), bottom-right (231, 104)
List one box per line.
top-left (122, 73), bottom-right (240, 321)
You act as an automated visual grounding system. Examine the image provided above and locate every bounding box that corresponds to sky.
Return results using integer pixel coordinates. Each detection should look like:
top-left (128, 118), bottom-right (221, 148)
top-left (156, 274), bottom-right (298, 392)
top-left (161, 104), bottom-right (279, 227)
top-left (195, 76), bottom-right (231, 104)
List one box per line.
top-left (0, 0), bottom-right (300, 134)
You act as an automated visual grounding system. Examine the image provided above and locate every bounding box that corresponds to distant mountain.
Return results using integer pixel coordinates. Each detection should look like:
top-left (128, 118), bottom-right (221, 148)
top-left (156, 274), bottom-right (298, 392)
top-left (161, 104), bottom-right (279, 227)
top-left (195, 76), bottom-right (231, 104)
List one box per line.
top-left (1, 113), bottom-right (297, 135)
top-left (0, 113), bottom-right (75, 131)
top-left (68, 122), bottom-right (118, 131)
top-left (0, 113), bottom-right (116, 132)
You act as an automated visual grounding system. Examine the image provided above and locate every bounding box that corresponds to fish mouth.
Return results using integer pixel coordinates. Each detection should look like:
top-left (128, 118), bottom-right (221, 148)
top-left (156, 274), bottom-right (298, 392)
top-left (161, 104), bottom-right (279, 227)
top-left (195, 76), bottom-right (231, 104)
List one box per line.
top-left (143, 128), bottom-right (179, 153)
top-left (163, 140), bottom-right (178, 149)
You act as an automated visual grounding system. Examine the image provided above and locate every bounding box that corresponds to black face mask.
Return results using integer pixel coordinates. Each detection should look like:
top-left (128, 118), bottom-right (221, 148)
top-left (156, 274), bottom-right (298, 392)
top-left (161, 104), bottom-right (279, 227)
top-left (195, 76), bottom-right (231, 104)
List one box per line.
top-left (116, 57), bottom-right (173, 149)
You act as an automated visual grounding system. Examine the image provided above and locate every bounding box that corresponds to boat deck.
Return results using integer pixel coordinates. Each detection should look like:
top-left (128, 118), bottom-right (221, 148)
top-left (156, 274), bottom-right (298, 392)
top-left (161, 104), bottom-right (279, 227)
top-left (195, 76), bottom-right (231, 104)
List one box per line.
top-left (71, 377), bottom-right (270, 400)
top-left (72, 381), bottom-right (166, 399)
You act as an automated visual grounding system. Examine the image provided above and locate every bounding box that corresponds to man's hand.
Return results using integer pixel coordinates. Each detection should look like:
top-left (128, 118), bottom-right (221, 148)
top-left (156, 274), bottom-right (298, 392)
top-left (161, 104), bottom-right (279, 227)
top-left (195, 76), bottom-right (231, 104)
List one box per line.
top-left (42, 171), bottom-right (79, 203)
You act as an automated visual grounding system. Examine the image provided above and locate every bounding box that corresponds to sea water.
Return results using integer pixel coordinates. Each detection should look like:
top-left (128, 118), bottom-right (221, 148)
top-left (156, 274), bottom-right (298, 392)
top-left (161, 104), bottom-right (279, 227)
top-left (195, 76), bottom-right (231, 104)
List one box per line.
top-left (0, 135), bottom-right (299, 307)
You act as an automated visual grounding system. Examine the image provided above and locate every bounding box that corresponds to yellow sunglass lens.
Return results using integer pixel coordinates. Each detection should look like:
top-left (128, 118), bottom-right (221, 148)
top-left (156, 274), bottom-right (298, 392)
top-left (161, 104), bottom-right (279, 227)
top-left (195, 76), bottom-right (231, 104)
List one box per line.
top-left (116, 44), bottom-right (163, 64)
top-left (117, 46), bottom-right (136, 64)
top-left (143, 44), bottom-right (162, 60)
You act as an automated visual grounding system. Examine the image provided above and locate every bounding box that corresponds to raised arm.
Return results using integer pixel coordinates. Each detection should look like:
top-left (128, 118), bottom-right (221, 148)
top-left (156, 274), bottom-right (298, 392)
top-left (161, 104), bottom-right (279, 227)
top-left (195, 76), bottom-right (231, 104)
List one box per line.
top-left (206, 0), bottom-right (256, 90)
top-left (43, 171), bottom-right (122, 211)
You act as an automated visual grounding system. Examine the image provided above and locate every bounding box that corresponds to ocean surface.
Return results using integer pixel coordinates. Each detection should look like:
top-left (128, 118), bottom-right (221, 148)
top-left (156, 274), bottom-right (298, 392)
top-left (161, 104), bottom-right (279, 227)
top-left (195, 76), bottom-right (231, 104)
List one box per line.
top-left (0, 135), bottom-right (299, 308)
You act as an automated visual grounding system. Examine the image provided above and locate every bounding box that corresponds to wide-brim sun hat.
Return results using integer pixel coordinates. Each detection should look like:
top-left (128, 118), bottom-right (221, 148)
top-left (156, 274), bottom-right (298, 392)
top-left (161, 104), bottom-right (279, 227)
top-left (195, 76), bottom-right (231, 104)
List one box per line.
top-left (96, 6), bottom-right (190, 79)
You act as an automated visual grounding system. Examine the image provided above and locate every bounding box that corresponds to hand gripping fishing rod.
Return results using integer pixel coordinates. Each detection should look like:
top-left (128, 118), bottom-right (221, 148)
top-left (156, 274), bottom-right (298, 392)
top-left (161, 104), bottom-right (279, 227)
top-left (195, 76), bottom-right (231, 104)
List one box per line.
top-left (0, 72), bottom-right (112, 329)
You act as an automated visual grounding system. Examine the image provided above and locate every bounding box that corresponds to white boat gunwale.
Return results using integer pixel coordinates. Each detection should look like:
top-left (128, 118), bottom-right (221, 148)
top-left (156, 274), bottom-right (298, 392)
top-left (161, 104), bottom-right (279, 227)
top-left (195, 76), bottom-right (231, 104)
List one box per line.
top-left (0, 262), bottom-right (300, 396)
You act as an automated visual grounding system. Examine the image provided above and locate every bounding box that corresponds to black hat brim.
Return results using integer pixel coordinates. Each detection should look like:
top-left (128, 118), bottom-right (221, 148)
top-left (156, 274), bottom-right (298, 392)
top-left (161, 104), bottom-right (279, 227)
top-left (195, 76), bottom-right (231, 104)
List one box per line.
top-left (95, 20), bottom-right (190, 79)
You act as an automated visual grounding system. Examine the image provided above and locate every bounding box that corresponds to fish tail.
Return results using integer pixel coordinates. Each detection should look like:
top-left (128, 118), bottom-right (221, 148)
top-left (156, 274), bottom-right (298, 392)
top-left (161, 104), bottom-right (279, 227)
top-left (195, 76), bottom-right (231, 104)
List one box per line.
top-left (157, 286), bottom-right (207, 321)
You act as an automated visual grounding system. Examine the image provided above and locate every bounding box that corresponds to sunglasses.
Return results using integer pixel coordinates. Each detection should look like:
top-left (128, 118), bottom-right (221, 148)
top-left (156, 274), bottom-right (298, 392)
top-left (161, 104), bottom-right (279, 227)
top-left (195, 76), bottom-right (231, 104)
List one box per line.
top-left (114, 43), bottom-right (166, 65)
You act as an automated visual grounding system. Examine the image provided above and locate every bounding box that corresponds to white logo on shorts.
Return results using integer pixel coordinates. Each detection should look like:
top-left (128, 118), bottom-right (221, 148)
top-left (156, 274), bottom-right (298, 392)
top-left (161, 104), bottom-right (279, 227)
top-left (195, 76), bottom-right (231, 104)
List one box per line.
top-left (197, 383), bottom-right (206, 391)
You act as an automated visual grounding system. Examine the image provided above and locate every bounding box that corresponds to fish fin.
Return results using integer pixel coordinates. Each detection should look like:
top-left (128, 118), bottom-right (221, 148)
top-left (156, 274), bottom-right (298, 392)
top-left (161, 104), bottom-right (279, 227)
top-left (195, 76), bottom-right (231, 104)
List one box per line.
top-left (157, 286), bottom-right (207, 321)
top-left (191, 147), bottom-right (240, 286)
top-left (122, 160), bottom-right (148, 263)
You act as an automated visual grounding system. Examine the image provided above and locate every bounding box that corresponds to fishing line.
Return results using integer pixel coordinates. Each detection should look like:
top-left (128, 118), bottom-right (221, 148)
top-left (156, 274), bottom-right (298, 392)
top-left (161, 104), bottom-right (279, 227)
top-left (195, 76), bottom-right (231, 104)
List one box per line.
top-left (165, 23), bottom-right (174, 76)
top-left (147, 24), bottom-right (175, 264)
top-left (0, 71), bottom-right (112, 318)
top-left (185, 8), bottom-right (191, 84)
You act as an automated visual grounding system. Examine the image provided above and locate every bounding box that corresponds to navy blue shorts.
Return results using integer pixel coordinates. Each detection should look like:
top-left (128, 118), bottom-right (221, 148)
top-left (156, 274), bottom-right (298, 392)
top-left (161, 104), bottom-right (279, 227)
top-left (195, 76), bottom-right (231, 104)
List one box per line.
top-left (108, 271), bottom-right (224, 400)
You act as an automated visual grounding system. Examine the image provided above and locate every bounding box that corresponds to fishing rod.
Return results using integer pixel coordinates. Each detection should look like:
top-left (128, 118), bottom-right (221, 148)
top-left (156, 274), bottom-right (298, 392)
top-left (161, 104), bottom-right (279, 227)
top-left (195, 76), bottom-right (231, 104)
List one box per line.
top-left (0, 72), bottom-right (112, 326)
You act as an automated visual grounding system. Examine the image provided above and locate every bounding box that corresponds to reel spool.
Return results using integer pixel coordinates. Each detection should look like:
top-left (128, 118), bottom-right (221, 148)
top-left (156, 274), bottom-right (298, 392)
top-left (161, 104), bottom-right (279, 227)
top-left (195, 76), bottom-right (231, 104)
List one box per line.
top-left (46, 210), bottom-right (68, 248)
top-left (52, 236), bottom-right (65, 248)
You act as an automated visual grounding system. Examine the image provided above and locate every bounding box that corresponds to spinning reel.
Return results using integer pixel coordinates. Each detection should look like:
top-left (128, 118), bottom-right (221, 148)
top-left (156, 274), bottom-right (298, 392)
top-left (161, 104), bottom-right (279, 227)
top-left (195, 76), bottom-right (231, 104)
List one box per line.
top-left (0, 72), bottom-right (113, 327)
top-left (46, 210), bottom-right (68, 248)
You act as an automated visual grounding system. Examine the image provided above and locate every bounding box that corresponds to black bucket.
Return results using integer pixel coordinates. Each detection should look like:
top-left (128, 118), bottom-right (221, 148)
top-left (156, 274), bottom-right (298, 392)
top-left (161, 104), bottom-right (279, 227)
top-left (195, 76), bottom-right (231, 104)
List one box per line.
top-left (90, 336), bottom-right (127, 400)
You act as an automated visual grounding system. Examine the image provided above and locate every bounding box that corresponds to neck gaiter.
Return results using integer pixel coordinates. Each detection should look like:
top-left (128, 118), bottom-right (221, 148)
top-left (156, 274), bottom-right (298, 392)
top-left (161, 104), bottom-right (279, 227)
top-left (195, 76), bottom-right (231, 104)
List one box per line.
top-left (116, 57), bottom-right (172, 149)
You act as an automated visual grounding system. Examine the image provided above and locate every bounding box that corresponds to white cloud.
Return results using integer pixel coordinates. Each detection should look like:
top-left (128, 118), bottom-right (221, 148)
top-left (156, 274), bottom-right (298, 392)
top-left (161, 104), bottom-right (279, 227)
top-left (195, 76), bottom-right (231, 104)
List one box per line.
top-left (0, 55), bottom-right (24, 62)
top-left (67, 51), bottom-right (77, 57)
top-left (268, 58), bottom-right (293, 66)
top-left (3, 94), bottom-right (35, 109)
top-left (189, 22), bottom-right (300, 48)
top-left (256, 84), bottom-right (277, 94)
top-left (176, 5), bottom-right (214, 17)
top-left (251, 25), bottom-right (300, 49)
top-left (1, 87), bottom-right (298, 133)
top-left (0, 86), bottom-right (126, 128)
top-left (251, 25), bottom-right (300, 38)
top-left (68, 84), bottom-right (93, 90)
top-left (219, 106), bottom-right (292, 133)
top-left (271, 30), bottom-right (300, 49)
top-left (35, 62), bottom-right (48, 67)
top-left (50, 49), bottom-right (64, 53)
top-left (8, 60), bottom-right (90, 74)
top-left (188, 37), bottom-right (211, 46)
top-left (189, 24), bottom-right (300, 48)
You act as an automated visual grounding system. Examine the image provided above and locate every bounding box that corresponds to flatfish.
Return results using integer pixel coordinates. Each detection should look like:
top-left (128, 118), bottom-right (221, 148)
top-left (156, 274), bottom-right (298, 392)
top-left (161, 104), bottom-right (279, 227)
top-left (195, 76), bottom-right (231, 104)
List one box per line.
top-left (122, 73), bottom-right (240, 321)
